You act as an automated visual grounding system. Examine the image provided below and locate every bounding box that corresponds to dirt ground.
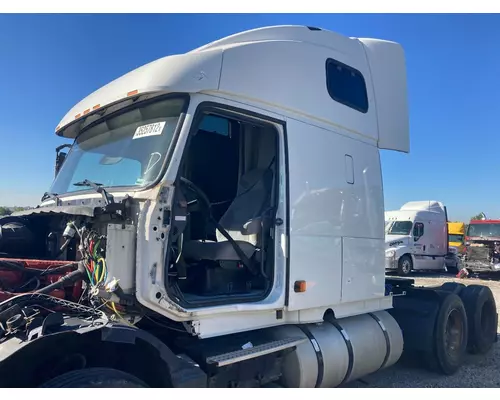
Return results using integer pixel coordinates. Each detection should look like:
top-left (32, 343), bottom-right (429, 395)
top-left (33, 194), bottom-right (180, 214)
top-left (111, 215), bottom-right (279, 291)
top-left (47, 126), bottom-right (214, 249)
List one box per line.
top-left (345, 272), bottom-right (500, 388)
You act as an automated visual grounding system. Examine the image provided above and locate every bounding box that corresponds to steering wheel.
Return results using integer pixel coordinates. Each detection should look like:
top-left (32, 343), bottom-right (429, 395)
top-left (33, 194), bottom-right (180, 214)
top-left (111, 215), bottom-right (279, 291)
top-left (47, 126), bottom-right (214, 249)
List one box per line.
top-left (179, 177), bottom-right (212, 214)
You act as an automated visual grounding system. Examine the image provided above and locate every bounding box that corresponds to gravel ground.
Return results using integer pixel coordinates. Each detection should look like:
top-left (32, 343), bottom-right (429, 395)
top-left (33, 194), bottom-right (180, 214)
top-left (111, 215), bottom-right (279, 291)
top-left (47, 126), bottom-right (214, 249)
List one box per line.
top-left (345, 272), bottom-right (500, 388)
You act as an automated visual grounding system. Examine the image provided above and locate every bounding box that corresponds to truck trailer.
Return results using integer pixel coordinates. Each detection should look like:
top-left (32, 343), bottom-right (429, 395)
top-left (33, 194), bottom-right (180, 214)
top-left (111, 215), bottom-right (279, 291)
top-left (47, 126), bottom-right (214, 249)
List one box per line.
top-left (0, 25), bottom-right (496, 388)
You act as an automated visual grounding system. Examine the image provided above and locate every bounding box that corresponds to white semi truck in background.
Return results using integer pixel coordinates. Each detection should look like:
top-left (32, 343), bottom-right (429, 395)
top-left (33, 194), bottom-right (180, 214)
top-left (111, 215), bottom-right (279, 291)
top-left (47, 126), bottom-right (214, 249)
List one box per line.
top-left (385, 201), bottom-right (456, 275)
top-left (0, 25), bottom-right (496, 388)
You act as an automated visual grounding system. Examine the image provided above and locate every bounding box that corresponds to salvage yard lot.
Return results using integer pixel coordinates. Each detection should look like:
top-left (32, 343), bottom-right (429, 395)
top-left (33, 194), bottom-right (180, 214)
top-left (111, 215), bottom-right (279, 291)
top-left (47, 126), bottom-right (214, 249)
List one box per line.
top-left (345, 273), bottom-right (500, 388)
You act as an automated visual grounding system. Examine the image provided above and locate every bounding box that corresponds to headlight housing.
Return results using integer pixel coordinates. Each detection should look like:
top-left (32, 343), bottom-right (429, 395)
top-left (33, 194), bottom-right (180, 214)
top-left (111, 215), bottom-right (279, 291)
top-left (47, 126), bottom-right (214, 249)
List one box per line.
top-left (386, 250), bottom-right (396, 258)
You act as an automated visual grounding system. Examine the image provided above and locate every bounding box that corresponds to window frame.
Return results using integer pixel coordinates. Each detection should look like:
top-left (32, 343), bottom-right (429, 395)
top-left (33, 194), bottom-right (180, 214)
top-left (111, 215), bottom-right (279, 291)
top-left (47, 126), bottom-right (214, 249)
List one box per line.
top-left (413, 222), bottom-right (425, 241)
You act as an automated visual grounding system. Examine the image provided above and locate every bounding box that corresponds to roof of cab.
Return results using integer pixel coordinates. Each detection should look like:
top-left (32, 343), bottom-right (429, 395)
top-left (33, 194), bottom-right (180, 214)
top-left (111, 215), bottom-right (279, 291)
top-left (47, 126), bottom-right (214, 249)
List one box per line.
top-left (55, 25), bottom-right (409, 153)
top-left (400, 201), bottom-right (445, 213)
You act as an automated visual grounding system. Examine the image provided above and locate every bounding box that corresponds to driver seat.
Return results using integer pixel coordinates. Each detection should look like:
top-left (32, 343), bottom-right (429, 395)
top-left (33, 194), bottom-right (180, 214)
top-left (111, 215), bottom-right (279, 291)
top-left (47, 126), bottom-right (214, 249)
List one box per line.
top-left (183, 167), bottom-right (274, 265)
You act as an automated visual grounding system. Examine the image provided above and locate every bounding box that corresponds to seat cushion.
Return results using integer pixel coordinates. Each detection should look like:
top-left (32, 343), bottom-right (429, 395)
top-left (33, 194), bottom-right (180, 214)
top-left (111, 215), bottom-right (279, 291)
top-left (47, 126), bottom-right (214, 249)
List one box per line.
top-left (184, 240), bottom-right (257, 261)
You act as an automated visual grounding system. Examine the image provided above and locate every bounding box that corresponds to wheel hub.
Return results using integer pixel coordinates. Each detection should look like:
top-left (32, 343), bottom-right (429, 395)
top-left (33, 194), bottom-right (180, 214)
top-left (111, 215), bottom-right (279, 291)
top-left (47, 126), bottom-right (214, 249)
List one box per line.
top-left (444, 309), bottom-right (463, 359)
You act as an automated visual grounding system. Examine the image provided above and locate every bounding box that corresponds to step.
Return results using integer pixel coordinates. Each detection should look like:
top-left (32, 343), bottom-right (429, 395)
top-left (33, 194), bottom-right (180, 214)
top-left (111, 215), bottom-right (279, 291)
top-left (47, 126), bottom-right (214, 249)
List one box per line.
top-left (206, 337), bottom-right (307, 367)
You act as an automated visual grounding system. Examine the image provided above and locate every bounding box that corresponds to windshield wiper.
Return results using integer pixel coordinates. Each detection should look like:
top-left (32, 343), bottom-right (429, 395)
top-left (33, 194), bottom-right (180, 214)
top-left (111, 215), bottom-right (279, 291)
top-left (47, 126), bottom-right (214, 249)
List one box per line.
top-left (41, 192), bottom-right (62, 206)
top-left (73, 179), bottom-right (114, 205)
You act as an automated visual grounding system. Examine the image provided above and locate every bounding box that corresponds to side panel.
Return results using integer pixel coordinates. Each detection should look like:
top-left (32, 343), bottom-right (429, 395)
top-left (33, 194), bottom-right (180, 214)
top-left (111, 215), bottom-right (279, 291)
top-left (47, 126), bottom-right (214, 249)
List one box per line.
top-left (286, 118), bottom-right (385, 311)
top-left (412, 215), bottom-right (447, 270)
top-left (342, 237), bottom-right (385, 302)
top-left (218, 40), bottom-right (378, 143)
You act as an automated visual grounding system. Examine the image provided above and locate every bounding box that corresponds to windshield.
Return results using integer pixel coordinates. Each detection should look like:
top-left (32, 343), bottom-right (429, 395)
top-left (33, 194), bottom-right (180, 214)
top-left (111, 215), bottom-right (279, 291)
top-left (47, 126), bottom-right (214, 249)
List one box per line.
top-left (387, 221), bottom-right (413, 235)
top-left (49, 97), bottom-right (185, 195)
top-left (467, 223), bottom-right (500, 238)
top-left (448, 234), bottom-right (464, 243)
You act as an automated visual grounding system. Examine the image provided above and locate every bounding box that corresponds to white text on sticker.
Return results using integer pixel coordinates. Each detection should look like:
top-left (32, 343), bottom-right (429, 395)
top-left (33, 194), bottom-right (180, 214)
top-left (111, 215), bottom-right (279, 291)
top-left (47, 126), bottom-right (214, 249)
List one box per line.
top-left (133, 122), bottom-right (166, 140)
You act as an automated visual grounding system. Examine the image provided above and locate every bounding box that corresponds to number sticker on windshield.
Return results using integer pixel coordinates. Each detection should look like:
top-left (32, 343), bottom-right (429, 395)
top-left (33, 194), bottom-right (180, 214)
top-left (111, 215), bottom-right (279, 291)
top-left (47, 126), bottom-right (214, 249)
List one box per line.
top-left (133, 122), bottom-right (166, 140)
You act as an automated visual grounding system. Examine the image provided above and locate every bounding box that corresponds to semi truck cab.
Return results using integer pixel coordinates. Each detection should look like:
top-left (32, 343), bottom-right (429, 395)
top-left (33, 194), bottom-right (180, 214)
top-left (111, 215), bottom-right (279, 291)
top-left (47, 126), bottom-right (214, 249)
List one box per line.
top-left (448, 222), bottom-right (465, 254)
top-left (464, 219), bottom-right (500, 272)
top-left (385, 201), bottom-right (449, 275)
top-left (0, 25), bottom-right (495, 388)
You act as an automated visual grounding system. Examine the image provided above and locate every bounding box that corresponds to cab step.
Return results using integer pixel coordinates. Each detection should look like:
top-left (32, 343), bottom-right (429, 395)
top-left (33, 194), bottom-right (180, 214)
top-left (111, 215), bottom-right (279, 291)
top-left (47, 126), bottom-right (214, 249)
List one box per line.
top-left (206, 337), bottom-right (306, 367)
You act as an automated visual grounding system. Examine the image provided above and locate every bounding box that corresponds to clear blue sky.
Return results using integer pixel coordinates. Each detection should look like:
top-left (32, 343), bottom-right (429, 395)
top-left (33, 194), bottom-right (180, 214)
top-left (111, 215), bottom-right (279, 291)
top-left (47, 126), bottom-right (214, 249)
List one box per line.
top-left (0, 14), bottom-right (498, 221)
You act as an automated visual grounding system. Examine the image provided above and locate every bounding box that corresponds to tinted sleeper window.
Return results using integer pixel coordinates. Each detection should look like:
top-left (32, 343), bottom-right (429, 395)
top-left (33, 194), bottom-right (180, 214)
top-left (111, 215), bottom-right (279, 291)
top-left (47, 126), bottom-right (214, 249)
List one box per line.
top-left (326, 59), bottom-right (369, 113)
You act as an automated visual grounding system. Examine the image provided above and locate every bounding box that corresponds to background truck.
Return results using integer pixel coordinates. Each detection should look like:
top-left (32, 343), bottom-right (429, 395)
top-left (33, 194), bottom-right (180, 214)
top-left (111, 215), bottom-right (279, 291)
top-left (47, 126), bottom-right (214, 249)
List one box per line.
top-left (385, 201), bottom-right (451, 275)
top-left (448, 222), bottom-right (466, 254)
top-left (0, 25), bottom-right (496, 388)
top-left (464, 219), bottom-right (500, 273)
top-left (444, 221), bottom-right (466, 273)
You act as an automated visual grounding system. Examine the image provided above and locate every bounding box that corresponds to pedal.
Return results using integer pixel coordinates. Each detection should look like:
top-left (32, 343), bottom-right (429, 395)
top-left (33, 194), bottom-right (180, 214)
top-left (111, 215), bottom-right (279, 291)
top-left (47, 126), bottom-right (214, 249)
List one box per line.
top-left (206, 337), bottom-right (306, 367)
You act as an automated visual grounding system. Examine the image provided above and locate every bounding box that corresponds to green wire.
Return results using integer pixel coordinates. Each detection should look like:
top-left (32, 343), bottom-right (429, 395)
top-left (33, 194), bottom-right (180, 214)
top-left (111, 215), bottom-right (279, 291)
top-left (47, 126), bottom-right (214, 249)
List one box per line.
top-left (94, 240), bottom-right (101, 258)
top-left (95, 260), bottom-right (102, 284)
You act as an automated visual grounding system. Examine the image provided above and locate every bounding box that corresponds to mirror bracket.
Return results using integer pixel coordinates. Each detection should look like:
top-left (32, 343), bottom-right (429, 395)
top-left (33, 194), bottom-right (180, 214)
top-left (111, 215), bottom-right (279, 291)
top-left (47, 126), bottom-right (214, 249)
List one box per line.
top-left (55, 144), bottom-right (72, 177)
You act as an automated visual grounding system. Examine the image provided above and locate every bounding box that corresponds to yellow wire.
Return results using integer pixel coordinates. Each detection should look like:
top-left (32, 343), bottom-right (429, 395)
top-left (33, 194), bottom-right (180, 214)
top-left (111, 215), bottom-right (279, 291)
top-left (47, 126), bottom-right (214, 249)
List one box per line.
top-left (111, 302), bottom-right (121, 315)
top-left (97, 257), bottom-right (106, 284)
top-left (109, 302), bottom-right (136, 326)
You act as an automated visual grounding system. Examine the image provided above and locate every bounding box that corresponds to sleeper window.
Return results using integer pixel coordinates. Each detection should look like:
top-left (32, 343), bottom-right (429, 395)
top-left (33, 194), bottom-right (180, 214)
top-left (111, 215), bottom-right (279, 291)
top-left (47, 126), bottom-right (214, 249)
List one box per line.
top-left (326, 58), bottom-right (369, 113)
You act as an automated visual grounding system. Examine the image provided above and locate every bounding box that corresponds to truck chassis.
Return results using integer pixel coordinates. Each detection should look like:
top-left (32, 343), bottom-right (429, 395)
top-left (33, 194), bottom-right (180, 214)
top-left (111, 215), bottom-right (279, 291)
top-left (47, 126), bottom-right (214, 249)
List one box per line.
top-left (0, 276), bottom-right (495, 388)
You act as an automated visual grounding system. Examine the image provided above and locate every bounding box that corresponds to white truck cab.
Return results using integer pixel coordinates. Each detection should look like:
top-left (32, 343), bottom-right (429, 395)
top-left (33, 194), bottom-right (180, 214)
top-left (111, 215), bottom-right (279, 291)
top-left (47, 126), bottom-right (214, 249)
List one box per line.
top-left (47, 25), bottom-right (409, 337)
top-left (0, 26), bottom-right (494, 389)
top-left (385, 201), bottom-right (449, 275)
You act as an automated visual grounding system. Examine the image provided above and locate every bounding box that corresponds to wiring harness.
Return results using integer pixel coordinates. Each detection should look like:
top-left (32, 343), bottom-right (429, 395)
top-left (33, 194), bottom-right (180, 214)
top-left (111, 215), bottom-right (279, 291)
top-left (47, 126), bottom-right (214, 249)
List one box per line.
top-left (66, 222), bottom-right (108, 292)
top-left (67, 222), bottom-right (140, 325)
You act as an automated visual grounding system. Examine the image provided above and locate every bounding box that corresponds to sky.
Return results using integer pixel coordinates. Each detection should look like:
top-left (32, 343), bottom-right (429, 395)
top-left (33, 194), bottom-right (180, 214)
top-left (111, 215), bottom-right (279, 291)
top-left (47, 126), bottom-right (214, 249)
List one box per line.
top-left (0, 13), bottom-right (499, 221)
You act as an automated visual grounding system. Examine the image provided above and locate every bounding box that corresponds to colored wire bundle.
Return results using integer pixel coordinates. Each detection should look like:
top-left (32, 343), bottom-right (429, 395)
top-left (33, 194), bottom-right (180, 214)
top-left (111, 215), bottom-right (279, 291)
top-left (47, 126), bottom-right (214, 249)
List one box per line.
top-left (85, 240), bottom-right (107, 288)
top-left (75, 226), bottom-right (108, 290)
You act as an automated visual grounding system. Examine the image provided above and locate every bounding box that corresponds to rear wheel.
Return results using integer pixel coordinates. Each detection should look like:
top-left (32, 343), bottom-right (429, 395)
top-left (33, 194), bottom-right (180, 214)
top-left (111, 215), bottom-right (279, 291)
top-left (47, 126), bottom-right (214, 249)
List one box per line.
top-left (426, 293), bottom-right (468, 375)
top-left (39, 368), bottom-right (149, 388)
top-left (397, 255), bottom-right (413, 276)
top-left (459, 285), bottom-right (497, 354)
top-left (440, 282), bottom-right (465, 295)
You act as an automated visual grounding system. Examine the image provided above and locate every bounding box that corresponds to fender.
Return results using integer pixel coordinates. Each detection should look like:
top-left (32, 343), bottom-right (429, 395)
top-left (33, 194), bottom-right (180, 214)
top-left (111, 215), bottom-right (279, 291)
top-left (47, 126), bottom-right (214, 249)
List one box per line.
top-left (0, 317), bottom-right (206, 388)
top-left (99, 323), bottom-right (207, 387)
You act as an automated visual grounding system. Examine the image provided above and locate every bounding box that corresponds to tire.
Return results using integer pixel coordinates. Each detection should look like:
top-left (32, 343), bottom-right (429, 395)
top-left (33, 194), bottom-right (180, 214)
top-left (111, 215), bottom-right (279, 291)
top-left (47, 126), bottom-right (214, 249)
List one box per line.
top-left (440, 282), bottom-right (465, 295)
top-left (39, 368), bottom-right (149, 388)
top-left (426, 293), bottom-right (468, 375)
top-left (459, 285), bottom-right (497, 354)
top-left (397, 255), bottom-right (413, 276)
